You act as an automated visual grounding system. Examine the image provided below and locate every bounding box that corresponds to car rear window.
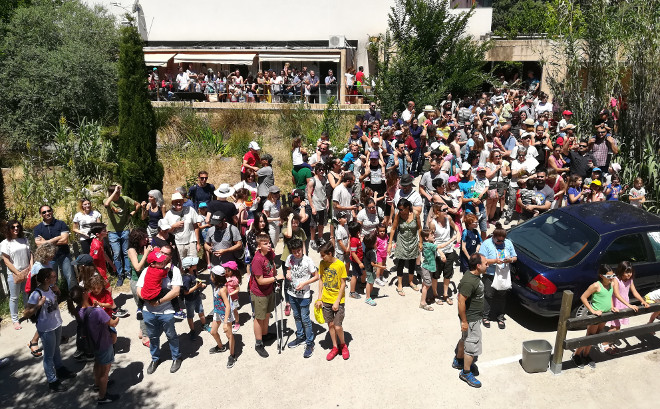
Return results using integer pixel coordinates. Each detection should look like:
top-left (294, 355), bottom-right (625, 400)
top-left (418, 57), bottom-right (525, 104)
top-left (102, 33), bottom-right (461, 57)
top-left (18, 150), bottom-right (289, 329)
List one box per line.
top-left (508, 211), bottom-right (599, 267)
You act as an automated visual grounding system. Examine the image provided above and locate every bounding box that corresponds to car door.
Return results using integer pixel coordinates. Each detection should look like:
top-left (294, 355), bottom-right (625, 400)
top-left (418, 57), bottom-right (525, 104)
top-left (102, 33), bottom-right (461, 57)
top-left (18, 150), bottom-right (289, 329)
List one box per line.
top-left (600, 233), bottom-right (657, 290)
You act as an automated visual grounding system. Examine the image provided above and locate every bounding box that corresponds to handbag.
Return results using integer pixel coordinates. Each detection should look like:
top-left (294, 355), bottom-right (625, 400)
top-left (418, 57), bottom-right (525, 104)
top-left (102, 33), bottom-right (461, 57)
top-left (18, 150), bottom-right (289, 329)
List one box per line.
top-left (492, 263), bottom-right (512, 291)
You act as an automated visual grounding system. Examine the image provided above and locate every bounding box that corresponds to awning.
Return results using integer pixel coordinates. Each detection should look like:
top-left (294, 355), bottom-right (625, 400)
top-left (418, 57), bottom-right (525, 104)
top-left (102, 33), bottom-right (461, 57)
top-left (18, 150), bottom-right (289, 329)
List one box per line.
top-left (144, 53), bottom-right (176, 67)
top-left (173, 53), bottom-right (256, 65)
top-left (258, 53), bottom-right (341, 62)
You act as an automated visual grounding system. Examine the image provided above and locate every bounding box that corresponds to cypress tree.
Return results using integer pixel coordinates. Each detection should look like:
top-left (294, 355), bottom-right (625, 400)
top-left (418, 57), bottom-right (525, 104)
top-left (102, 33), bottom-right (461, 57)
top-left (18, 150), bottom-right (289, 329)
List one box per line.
top-left (0, 158), bottom-right (5, 220)
top-left (117, 21), bottom-right (163, 200)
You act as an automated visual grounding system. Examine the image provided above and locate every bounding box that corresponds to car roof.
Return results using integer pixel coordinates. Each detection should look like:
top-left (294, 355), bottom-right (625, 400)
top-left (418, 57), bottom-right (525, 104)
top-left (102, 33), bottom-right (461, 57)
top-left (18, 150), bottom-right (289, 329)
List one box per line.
top-left (556, 202), bottom-right (660, 235)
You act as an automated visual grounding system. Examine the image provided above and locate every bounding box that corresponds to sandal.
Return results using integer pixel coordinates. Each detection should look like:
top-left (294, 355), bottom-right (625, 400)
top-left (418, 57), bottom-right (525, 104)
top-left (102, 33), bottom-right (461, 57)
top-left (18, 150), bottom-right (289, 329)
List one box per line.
top-left (497, 320), bottom-right (506, 329)
top-left (410, 284), bottom-right (419, 292)
top-left (444, 296), bottom-right (454, 306)
top-left (419, 303), bottom-right (434, 311)
top-left (28, 342), bottom-right (43, 358)
top-left (396, 288), bottom-right (406, 296)
top-left (13, 322), bottom-right (22, 330)
top-left (142, 338), bottom-right (150, 347)
top-left (482, 318), bottom-right (491, 328)
top-left (435, 298), bottom-right (444, 305)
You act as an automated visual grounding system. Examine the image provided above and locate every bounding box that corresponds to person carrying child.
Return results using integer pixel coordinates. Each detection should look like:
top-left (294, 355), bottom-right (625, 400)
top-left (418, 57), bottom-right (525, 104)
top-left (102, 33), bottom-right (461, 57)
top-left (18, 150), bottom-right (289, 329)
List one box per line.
top-left (315, 242), bottom-right (350, 361)
top-left (572, 264), bottom-right (618, 369)
top-left (208, 264), bottom-right (237, 369)
top-left (284, 238), bottom-right (319, 358)
top-left (181, 256), bottom-right (208, 340)
top-left (140, 247), bottom-right (179, 312)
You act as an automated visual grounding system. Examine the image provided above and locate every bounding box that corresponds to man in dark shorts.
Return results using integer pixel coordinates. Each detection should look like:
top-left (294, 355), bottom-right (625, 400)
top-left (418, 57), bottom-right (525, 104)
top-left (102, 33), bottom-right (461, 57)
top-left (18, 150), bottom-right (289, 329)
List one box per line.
top-left (453, 253), bottom-right (487, 388)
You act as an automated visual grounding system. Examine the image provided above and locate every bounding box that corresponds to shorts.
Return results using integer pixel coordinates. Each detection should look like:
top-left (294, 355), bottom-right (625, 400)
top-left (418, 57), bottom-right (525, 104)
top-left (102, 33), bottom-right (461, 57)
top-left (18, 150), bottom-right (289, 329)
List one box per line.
top-left (420, 267), bottom-right (432, 286)
top-left (322, 302), bottom-right (345, 326)
top-left (377, 253), bottom-right (387, 264)
top-left (366, 269), bottom-right (376, 284)
top-left (213, 312), bottom-right (235, 323)
top-left (177, 242), bottom-right (198, 259)
top-left (251, 292), bottom-right (276, 320)
top-left (95, 346), bottom-right (115, 365)
top-left (311, 210), bottom-right (327, 227)
top-left (231, 298), bottom-right (240, 311)
top-left (350, 260), bottom-right (364, 278)
top-left (477, 211), bottom-right (487, 233)
top-left (645, 295), bottom-right (658, 304)
top-left (185, 297), bottom-right (204, 317)
top-left (461, 320), bottom-right (483, 357)
top-left (435, 250), bottom-right (457, 280)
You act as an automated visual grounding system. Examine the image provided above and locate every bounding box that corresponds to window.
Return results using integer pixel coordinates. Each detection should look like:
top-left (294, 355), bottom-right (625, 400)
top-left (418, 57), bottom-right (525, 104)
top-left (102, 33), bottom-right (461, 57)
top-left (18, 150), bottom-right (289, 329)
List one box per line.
top-left (450, 0), bottom-right (493, 8)
top-left (602, 234), bottom-right (649, 265)
top-left (647, 232), bottom-right (660, 260)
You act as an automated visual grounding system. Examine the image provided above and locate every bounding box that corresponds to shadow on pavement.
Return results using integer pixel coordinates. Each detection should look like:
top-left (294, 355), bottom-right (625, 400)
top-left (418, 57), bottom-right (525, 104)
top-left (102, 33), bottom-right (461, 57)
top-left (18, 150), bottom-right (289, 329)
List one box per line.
top-left (505, 294), bottom-right (559, 333)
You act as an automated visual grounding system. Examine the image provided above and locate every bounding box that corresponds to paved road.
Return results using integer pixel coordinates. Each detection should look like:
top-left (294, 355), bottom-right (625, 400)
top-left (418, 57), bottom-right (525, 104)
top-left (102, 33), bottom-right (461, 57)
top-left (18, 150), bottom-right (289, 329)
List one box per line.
top-left (1, 231), bottom-right (659, 408)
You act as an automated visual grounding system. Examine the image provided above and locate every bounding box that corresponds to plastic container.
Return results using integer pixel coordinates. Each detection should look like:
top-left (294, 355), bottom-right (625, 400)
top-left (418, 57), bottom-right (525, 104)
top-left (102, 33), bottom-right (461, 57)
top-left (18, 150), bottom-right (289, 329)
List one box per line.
top-left (521, 339), bottom-right (552, 373)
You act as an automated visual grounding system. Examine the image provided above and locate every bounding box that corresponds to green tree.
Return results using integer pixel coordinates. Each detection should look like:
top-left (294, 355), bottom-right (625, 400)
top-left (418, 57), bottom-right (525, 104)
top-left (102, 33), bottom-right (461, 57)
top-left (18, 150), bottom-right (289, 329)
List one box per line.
top-left (492, 0), bottom-right (549, 38)
top-left (117, 20), bottom-right (163, 200)
top-left (0, 0), bottom-right (119, 151)
top-left (374, 0), bottom-right (492, 114)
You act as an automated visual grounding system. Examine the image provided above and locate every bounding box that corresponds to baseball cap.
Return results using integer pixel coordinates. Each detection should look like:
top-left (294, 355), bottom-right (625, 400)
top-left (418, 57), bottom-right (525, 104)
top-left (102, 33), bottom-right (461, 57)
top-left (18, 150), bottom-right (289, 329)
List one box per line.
top-left (523, 118), bottom-right (535, 126)
top-left (591, 180), bottom-right (602, 186)
top-left (476, 166), bottom-right (486, 172)
top-left (448, 176), bottom-right (459, 184)
top-left (221, 261), bottom-right (238, 271)
top-left (210, 211), bottom-right (226, 225)
top-left (268, 185), bottom-right (280, 194)
top-left (181, 257), bottom-right (199, 268)
top-left (369, 151), bottom-right (379, 159)
top-left (248, 141), bottom-right (261, 150)
top-left (461, 162), bottom-right (471, 172)
top-left (562, 110), bottom-right (573, 116)
top-left (336, 211), bottom-right (348, 219)
top-left (592, 167), bottom-right (602, 172)
top-left (292, 189), bottom-right (304, 199)
top-left (198, 202), bottom-right (208, 208)
top-left (430, 141), bottom-right (440, 151)
top-left (211, 265), bottom-right (226, 276)
top-left (611, 163), bottom-right (621, 173)
top-left (157, 218), bottom-right (171, 231)
top-left (371, 137), bottom-right (380, 143)
top-left (72, 254), bottom-right (94, 266)
top-left (400, 174), bottom-right (413, 186)
top-left (147, 248), bottom-right (168, 264)
top-left (394, 130), bottom-right (403, 136)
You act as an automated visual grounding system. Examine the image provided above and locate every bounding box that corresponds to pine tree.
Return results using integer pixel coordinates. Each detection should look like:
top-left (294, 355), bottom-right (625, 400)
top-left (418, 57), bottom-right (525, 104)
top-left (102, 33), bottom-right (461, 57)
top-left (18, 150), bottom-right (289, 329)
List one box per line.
top-left (117, 20), bottom-right (163, 200)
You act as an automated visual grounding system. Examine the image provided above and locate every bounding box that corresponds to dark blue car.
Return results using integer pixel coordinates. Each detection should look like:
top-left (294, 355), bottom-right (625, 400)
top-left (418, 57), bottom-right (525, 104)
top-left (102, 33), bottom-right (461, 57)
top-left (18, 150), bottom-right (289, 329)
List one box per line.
top-left (508, 201), bottom-right (660, 317)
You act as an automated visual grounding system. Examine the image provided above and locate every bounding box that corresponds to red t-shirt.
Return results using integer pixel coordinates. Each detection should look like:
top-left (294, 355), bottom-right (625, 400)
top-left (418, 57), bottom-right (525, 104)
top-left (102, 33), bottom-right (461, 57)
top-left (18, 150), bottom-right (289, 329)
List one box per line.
top-left (140, 266), bottom-right (168, 300)
top-left (90, 238), bottom-right (110, 288)
top-left (249, 249), bottom-right (275, 297)
top-left (242, 150), bottom-right (260, 174)
top-left (89, 289), bottom-right (114, 317)
top-left (350, 237), bottom-right (363, 261)
top-left (405, 135), bottom-right (417, 151)
top-left (355, 71), bottom-right (365, 83)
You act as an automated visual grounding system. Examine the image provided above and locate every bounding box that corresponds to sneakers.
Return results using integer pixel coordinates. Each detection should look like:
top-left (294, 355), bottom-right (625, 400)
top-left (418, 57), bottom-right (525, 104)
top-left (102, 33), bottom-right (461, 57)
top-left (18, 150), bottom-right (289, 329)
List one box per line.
top-left (284, 304), bottom-right (291, 316)
top-left (115, 278), bottom-right (124, 287)
top-left (304, 344), bottom-right (314, 359)
top-left (114, 308), bottom-right (129, 318)
top-left (583, 354), bottom-right (596, 368)
top-left (97, 393), bottom-right (120, 405)
top-left (597, 343), bottom-right (607, 353)
top-left (56, 366), bottom-right (77, 380)
top-left (203, 324), bottom-right (211, 333)
top-left (170, 358), bottom-right (182, 373)
top-left (310, 241), bottom-right (318, 251)
top-left (571, 353), bottom-right (584, 369)
top-left (375, 277), bottom-right (387, 287)
top-left (255, 344), bottom-right (269, 358)
top-left (341, 343), bottom-right (350, 360)
top-left (174, 311), bottom-right (186, 321)
top-left (147, 360), bottom-right (159, 375)
top-left (452, 357), bottom-right (463, 369)
top-left (349, 292), bottom-right (361, 299)
top-left (48, 380), bottom-right (68, 393)
top-left (459, 370), bottom-right (482, 388)
top-left (232, 323), bottom-right (240, 333)
top-left (365, 297), bottom-right (377, 306)
top-left (209, 344), bottom-right (227, 354)
top-left (136, 309), bottom-right (143, 320)
top-left (0, 357), bottom-right (9, 369)
top-left (262, 332), bottom-right (276, 341)
top-left (227, 355), bottom-right (237, 369)
top-left (326, 346), bottom-right (339, 361)
top-left (288, 338), bottom-right (305, 349)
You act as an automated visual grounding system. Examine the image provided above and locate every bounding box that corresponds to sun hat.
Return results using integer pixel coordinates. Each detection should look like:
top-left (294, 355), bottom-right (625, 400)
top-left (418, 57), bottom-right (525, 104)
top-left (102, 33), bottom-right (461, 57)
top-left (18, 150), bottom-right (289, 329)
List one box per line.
top-left (181, 257), bottom-right (199, 268)
top-left (214, 184), bottom-right (235, 199)
top-left (523, 118), bottom-right (535, 126)
top-left (171, 192), bottom-right (184, 202)
top-left (424, 105), bottom-right (434, 112)
top-left (248, 141), bottom-right (261, 150)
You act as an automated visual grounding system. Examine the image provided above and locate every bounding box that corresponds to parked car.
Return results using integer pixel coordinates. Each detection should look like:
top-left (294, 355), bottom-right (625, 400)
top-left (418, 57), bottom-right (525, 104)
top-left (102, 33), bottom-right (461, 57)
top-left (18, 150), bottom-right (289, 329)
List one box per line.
top-left (508, 201), bottom-right (660, 317)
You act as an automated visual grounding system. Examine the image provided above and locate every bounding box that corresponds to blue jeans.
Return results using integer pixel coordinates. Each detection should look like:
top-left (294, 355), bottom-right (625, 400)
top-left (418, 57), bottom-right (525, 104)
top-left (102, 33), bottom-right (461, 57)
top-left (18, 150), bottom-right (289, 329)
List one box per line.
top-left (143, 310), bottom-right (181, 362)
top-left (39, 326), bottom-right (63, 383)
top-left (108, 230), bottom-right (130, 279)
top-left (289, 296), bottom-right (314, 346)
top-left (7, 272), bottom-right (27, 323)
top-left (52, 253), bottom-right (75, 289)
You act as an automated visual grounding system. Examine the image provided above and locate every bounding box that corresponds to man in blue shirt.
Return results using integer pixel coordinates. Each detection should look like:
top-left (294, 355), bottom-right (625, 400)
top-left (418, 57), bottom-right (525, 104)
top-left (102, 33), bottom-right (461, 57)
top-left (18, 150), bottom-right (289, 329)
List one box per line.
top-left (188, 171), bottom-right (215, 209)
top-left (34, 205), bottom-right (75, 289)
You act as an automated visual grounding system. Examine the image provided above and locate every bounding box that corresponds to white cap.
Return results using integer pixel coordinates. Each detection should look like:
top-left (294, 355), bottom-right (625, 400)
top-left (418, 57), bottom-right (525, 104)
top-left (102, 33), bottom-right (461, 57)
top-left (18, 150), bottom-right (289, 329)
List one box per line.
top-left (611, 163), bottom-right (621, 173)
top-left (461, 162), bottom-right (471, 172)
top-left (211, 265), bottom-right (226, 276)
top-left (371, 137), bottom-right (380, 143)
top-left (248, 141), bottom-right (261, 151)
top-left (430, 141), bottom-right (440, 151)
top-left (171, 192), bottom-right (184, 202)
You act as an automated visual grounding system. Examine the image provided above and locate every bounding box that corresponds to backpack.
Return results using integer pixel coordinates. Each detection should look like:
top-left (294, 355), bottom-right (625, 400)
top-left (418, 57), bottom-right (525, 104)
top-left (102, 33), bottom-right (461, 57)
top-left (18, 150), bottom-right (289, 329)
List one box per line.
top-left (27, 288), bottom-right (43, 324)
top-left (78, 308), bottom-right (97, 355)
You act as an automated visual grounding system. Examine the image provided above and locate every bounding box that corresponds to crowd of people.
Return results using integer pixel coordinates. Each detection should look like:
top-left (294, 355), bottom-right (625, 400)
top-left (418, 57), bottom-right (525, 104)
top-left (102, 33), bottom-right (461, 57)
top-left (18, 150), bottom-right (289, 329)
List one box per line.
top-left (0, 79), bottom-right (653, 400)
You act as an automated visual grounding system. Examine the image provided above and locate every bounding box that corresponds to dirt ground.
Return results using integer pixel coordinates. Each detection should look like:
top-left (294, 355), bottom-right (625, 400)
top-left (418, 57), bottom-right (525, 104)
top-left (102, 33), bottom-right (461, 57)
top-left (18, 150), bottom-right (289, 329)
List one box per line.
top-left (1, 226), bottom-right (659, 409)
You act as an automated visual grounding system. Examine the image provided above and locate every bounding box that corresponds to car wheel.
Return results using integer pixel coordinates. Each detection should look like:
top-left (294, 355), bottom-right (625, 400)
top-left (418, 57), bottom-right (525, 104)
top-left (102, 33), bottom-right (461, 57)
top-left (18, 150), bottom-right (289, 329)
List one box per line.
top-left (571, 303), bottom-right (589, 319)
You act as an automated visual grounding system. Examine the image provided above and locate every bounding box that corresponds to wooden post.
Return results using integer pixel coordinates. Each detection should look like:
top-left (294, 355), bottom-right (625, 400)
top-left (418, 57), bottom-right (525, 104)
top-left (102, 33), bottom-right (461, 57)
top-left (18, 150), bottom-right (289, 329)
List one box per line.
top-left (550, 290), bottom-right (573, 375)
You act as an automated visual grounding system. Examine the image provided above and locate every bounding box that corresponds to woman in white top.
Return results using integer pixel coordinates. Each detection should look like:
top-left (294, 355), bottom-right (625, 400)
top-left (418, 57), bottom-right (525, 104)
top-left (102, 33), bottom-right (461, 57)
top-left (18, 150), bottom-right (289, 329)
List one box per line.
top-left (428, 204), bottom-right (459, 305)
top-left (72, 198), bottom-right (102, 254)
top-left (1, 220), bottom-right (33, 329)
top-left (357, 198), bottom-right (384, 237)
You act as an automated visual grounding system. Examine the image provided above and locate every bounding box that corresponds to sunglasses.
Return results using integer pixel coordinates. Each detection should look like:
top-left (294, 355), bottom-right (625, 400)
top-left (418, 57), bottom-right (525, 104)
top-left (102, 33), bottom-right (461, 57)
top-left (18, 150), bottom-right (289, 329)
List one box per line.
top-left (11, 225), bottom-right (20, 230)
top-left (367, 206), bottom-right (376, 210)
top-left (579, 145), bottom-right (588, 148)
top-left (603, 274), bottom-right (615, 279)
top-left (41, 209), bottom-right (52, 215)
top-left (440, 208), bottom-right (449, 212)
top-left (199, 176), bottom-right (208, 180)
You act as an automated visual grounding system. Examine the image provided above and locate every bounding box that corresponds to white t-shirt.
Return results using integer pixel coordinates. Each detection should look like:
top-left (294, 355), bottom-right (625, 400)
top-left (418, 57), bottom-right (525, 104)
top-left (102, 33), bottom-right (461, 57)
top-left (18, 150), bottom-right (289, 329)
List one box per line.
top-left (510, 158), bottom-right (538, 187)
top-left (292, 148), bottom-right (304, 166)
top-left (263, 200), bottom-right (281, 224)
top-left (393, 189), bottom-right (423, 209)
top-left (164, 207), bottom-right (199, 245)
top-left (357, 208), bottom-right (384, 237)
top-left (511, 145), bottom-right (539, 161)
top-left (0, 237), bottom-right (31, 271)
top-left (629, 187), bottom-right (646, 208)
top-left (334, 224), bottom-right (349, 259)
top-left (285, 255), bottom-right (317, 299)
top-left (137, 266), bottom-right (183, 314)
top-left (72, 210), bottom-right (102, 241)
top-left (28, 287), bottom-right (62, 333)
top-left (332, 184), bottom-right (353, 219)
